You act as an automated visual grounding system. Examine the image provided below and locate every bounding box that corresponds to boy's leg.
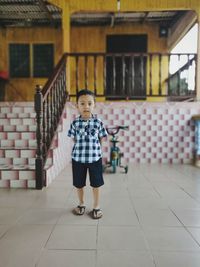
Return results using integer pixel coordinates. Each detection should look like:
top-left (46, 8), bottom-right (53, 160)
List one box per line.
top-left (88, 159), bottom-right (104, 219)
top-left (77, 187), bottom-right (84, 206)
top-left (73, 187), bottom-right (85, 215)
top-left (92, 187), bottom-right (103, 219)
top-left (92, 187), bottom-right (100, 209)
top-left (72, 160), bottom-right (87, 215)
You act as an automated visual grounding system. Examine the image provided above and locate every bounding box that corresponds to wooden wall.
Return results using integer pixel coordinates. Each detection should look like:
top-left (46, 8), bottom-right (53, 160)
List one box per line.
top-left (70, 23), bottom-right (168, 98)
top-left (1, 0), bottom-right (199, 101)
top-left (0, 27), bottom-right (62, 101)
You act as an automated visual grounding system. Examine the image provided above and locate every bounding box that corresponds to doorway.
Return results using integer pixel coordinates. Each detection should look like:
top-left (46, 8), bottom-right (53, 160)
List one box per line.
top-left (106, 34), bottom-right (147, 99)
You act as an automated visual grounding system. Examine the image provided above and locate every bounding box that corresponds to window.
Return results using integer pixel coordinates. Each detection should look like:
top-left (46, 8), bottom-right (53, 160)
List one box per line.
top-left (9, 43), bottom-right (54, 78)
top-left (33, 44), bottom-right (54, 77)
top-left (9, 44), bottom-right (30, 78)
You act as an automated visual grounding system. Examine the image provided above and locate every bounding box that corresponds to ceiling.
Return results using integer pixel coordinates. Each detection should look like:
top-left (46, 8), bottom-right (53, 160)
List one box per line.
top-left (0, 0), bottom-right (189, 28)
top-left (0, 0), bottom-right (62, 27)
top-left (71, 11), bottom-right (187, 27)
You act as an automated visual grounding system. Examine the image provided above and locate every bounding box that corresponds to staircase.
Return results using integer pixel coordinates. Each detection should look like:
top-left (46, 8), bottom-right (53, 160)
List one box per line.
top-left (0, 102), bottom-right (69, 189)
top-left (0, 102), bottom-right (37, 188)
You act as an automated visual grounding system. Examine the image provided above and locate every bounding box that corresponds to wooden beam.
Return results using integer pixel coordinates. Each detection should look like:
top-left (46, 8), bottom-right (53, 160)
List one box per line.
top-left (167, 10), bottom-right (197, 50)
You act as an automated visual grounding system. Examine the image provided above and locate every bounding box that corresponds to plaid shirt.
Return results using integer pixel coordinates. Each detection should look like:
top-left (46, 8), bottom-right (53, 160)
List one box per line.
top-left (68, 115), bottom-right (107, 163)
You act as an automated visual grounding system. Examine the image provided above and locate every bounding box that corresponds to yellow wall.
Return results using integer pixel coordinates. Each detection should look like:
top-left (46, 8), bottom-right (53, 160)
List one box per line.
top-left (65, 0), bottom-right (199, 13)
top-left (0, 27), bottom-right (62, 101)
top-left (71, 24), bottom-right (167, 53)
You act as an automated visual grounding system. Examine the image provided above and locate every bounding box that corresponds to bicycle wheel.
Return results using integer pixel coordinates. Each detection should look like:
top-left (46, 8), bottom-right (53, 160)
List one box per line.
top-left (125, 166), bottom-right (128, 173)
top-left (112, 164), bottom-right (117, 173)
top-left (111, 160), bottom-right (117, 173)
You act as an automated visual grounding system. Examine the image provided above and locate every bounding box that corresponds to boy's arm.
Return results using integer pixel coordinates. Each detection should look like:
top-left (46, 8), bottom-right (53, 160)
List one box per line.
top-left (68, 121), bottom-right (76, 139)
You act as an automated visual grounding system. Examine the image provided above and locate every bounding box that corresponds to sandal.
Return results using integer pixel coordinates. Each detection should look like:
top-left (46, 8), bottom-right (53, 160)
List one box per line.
top-left (92, 208), bottom-right (103, 219)
top-left (73, 205), bottom-right (86, 215)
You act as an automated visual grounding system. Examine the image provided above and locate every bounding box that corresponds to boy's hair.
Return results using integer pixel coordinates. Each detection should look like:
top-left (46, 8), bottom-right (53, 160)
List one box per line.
top-left (76, 89), bottom-right (95, 102)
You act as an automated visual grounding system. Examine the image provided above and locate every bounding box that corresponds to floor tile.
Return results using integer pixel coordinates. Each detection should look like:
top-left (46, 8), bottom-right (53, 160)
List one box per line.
top-left (137, 209), bottom-right (182, 227)
top-left (164, 197), bottom-right (200, 210)
top-left (0, 225), bottom-right (10, 238)
top-left (97, 226), bottom-right (149, 250)
top-left (1, 164), bottom-right (200, 266)
top-left (0, 224), bottom-right (53, 267)
top-left (172, 209), bottom-right (200, 227)
top-left (17, 208), bottom-right (64, 225)
top-left (100, 197), bottom-right (139, 226)
top-left (187, 227), bottom-right (200, 244)
top-left (132, 197), bottom-right (168, 211)
top-left (153, 251), bottom-right (200, 267)
top-left (0, 207), bottom-right (27, 225)
top-left (46, 225), bottom-right (97, 249)
top-left (57, 207), bottom-right (98, 226)
top-left (143, 227), bottom-right (200, 251)
top-left (96, 250), bottom-right (155, 267)
top-left (36, 250), bottom-right (96, 267)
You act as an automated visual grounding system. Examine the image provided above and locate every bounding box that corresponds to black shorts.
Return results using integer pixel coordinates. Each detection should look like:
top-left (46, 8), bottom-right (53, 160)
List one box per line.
top-left (72, 158), bottom-right (104, 188)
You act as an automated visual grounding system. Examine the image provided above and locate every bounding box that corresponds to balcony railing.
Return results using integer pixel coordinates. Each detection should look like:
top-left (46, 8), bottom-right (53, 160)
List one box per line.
top-left (66, 52), bottom-right (197, 100)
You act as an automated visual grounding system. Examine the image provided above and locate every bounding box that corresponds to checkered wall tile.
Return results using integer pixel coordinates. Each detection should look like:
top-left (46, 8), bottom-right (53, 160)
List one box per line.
top-left (67, 102), bottom-right (200, 164)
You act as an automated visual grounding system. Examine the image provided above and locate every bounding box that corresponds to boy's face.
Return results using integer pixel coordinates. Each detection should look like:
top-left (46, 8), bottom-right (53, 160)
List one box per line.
top-left (77, 94), bottom-right (95, 119)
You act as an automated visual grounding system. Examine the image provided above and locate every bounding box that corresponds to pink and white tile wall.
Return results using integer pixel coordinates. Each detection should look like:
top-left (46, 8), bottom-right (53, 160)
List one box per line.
top-left (67, 102), bottom-right (200, 164)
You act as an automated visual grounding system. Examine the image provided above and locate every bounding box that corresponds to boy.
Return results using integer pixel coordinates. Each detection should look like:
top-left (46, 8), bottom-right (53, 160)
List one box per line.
top-left (68, 89), bottom-right (107, 219)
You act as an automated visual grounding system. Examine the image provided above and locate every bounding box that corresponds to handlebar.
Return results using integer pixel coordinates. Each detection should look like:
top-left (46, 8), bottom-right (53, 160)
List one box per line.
top-left (106, 126), bottom-right (129, 136)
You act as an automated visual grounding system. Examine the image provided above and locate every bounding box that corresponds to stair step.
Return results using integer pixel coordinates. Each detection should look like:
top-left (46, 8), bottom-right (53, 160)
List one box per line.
top-left (0, 157), bottom-right (52, 165)
top-left (0, 113), bottom-right (35, 119)
top-left (0, 179), bottom-right (35, 189)
top-left (0, 169), bottom-right (35, 179)
top-left (0, 132), bottom-right (36, 139)
top-left (0, 118), bottom-right (36, 126)
top-left (0, 164), bottom-right (35, 170)
top-left (0, 101), bottom-right (65, 189)
top-left (0, 125), bottom-right (36, 131)
top-left (0, 149), bottom-right (36, 158)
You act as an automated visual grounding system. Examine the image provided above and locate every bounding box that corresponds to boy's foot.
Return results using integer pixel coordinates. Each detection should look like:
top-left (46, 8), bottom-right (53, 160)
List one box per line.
top-left (73, 205), bottom-right (86, 215)
top-left (92, 208), bottom-right (103, 219)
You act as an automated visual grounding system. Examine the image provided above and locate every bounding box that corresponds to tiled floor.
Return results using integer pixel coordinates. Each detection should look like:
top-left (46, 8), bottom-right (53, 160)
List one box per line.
top-left (1, 164), bottom-right (200, 267)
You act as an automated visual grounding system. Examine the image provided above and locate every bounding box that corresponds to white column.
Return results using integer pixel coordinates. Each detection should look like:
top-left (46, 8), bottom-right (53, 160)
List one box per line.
top-left (196, 21), bottom-right (200, 101)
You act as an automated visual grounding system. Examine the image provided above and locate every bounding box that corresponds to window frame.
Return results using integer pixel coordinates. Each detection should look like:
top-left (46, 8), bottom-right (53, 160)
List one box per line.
top-left (9, 43), bottom-right (54, 78)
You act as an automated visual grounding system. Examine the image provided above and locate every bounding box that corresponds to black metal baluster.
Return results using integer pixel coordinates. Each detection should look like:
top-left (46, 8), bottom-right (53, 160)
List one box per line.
top-left (46, 94), bottom-right (50, 149)
top-left (122, 55), bottom-right (125, 96)
top-left (113, 55), bottom-right (116, 95)
top-left (84, 55), bottom-right (88, 89)
top-left (75, 56), bottom-right (79, 94)
top-left (131, 55), bottom-right (135, 97)
top-left (159, 54), bottom-right (162, 95)
top-left (61, 62), bottom-right (66, 105)
top-left (53, 83), bottom-right (57, 131)
top-left (149, 54), bottom-right (153, 96)
top-left (34, 85), bottom-right (44, 189)
top-left (103, 55), bottom-right (107, 97)
top-left (140, 55), bottom-right (144, 96)
top-left (57, 76), bottom-right (61, 117)
top-left (94, 55), bottom-right (97, 95)
top-left (42, 100), bottom-right (46, 159)
top-left (50, 89), bottom-right (54, 139)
